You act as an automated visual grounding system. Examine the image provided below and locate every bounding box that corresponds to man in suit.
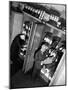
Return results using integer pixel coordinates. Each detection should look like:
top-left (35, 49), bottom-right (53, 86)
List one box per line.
top-left (10, 30), bottom-right (28, 76)
top-left (32, 42), bottom-right (49, 79)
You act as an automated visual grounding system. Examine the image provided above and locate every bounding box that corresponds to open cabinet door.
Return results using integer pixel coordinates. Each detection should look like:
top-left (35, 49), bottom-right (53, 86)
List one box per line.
top-left (24, 23), bottom-right (45, 73)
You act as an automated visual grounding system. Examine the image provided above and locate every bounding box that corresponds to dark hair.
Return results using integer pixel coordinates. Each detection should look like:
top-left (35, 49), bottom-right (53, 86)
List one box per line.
top-left (44, 32), bottom-right (53, 39)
